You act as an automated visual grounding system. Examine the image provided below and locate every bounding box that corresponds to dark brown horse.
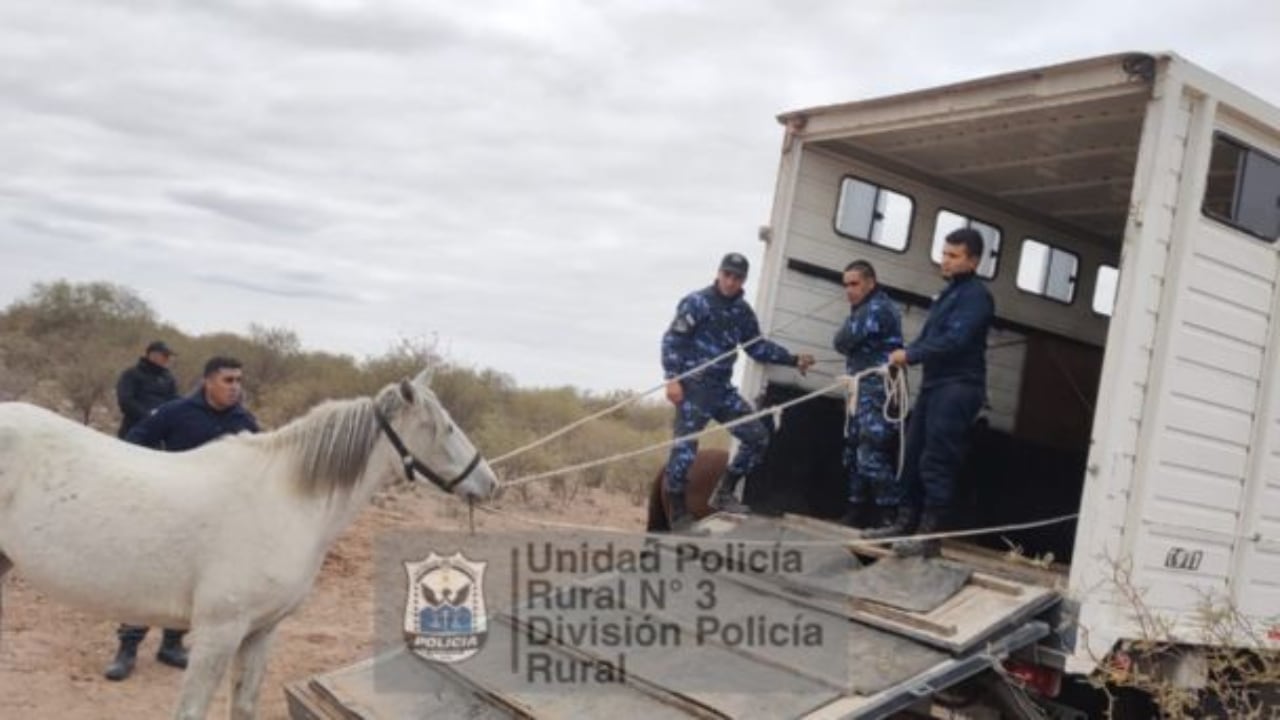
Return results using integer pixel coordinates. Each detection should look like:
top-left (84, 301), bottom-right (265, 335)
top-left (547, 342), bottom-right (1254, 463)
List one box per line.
top-left (646, 449), bottom-right (730, 532)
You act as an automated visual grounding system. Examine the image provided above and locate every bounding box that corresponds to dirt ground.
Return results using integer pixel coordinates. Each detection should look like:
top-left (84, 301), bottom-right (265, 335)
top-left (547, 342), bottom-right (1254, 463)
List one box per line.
top-left (0, 484), bottom-right (648, 719)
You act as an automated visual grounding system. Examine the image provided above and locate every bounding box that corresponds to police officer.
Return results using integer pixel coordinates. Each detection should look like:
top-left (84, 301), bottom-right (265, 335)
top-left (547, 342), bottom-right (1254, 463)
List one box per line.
top-left (661, 252), bottom-right (815, 532)
top-left (104, 356), bottom-right (260, 682)
top-left (115, 340), bottom-right (179, 438)
top-left (833, 260), bottom-right (903, 530)
top-left (871, 228), bottom-right (994, 557)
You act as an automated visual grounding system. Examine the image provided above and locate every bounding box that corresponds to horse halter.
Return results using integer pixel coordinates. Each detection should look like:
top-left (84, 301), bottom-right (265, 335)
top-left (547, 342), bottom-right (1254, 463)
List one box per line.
top-left (374, 410), bottom-right (482, 493)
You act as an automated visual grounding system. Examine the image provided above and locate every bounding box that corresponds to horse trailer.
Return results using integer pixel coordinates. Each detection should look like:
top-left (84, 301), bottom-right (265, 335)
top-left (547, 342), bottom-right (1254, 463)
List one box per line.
top-left (288, 52), bottom-right (1280, 719)
top-left (740, 51), bottom-right (1280, 713)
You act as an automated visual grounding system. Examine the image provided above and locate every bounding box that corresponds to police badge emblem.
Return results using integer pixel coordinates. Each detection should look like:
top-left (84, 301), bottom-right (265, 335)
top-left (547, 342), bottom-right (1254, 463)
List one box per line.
top-left (403, 552), bottom-right (488, 663)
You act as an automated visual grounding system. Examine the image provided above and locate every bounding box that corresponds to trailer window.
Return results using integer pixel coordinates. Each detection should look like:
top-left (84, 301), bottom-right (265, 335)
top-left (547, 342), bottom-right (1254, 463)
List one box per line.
top-left (834, 177), bottom-right (914, 252)
top-left (1016, 238), bottom-right (1078, 303)
top-left (1092, 265), bottom-right (1119, 317)
top-left (1203, 133), bottom-right (1280, 242)
top-left (931, 209), bottom-right (1001, 278)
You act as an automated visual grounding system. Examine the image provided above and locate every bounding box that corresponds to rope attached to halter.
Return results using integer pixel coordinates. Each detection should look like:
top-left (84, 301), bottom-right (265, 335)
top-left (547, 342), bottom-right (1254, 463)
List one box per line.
top-left (498, 377), bottom-right (849, 490)
top-left (374, 409), bottom-right (482, 493)
top-left (489, 293), bottom-right (846, 467)
top-left (497, 363), bottom-right (913, 492)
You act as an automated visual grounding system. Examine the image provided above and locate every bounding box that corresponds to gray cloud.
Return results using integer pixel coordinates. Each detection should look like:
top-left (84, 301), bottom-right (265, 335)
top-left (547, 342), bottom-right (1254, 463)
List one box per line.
top-left (1, 0), bottom-right (1277, 392)
top-left (170, 187), bottom-right (330, 233)
top-left (195, 272), bottom-right (364, 303)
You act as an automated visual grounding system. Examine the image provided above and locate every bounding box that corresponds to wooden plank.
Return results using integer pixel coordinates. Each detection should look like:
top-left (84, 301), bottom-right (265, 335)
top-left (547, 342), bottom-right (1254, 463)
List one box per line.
top-left (284, 680), bottom-right (355, 720)
top-left (469, 612), bottom-right (838, 720)
top-left (307, 649), bottom-right (530, 720)
top-left (799, 695), bottom-right (878, 720)
top-left (780, 512), bottom-right (1065, 589)
top-left (967, 575), bottom-right (1024, 597)
top-left (937, 540), bottom-right (1069, 589)
top-left (719, 516), bottom-right (1062, 653)
top-left (849, 598), bottom-right (958, 637)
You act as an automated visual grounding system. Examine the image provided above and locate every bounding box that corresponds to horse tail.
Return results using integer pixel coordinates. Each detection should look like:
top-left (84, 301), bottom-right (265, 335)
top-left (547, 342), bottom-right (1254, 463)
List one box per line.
top-left (0, 553), bottom-right (11, 645)
top-left (646, 470), bottom-right (670, 533)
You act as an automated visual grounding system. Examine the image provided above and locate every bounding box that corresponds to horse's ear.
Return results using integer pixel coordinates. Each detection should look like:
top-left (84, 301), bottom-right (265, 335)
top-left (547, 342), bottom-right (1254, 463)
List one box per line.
top-left (413, 366), bottom-right (435, 387)
top-left (399, 378), bottom-right (416, 404)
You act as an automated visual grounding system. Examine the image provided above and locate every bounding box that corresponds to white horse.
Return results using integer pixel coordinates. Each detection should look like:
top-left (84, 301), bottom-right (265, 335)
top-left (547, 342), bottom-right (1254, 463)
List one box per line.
top-left (0, 370), bottom-right (497, 719)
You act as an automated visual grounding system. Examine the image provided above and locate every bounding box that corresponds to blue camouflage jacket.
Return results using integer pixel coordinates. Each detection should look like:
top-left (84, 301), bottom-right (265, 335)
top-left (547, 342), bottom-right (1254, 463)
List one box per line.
top-left (125, 390), bottom-right (260, 451)
top-left (906, 272), bottom-right (994, 390)
top-left (833, 286), bottom-right (903, 375)
top-left (662, 285), bottom-right (797, 385)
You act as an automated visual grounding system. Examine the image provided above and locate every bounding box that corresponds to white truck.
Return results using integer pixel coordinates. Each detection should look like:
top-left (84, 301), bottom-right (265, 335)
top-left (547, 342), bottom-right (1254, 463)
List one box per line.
top-left (741, 50), bottom-right (1280, 714)
top-left (288, 52), bottom-right (1279, 719)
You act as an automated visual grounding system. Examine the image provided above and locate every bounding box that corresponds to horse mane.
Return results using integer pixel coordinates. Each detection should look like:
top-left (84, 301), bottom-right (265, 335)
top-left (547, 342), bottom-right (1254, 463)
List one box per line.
top-left (242, 385), bottom-right (407, 497)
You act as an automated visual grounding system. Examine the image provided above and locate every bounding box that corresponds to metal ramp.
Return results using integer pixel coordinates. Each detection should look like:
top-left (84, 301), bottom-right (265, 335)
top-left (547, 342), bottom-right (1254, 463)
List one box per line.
top-left (287, 515), bottom-right (1061, 720)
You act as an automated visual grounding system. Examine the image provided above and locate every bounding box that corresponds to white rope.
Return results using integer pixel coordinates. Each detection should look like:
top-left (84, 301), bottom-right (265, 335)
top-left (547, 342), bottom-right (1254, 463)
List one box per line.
top-left (842, 365), bottom-right (909, 430)
top-left (498, 378), bottom-right (848, 490)
top-left (473, 503), bottom-right (1079, 549)
top-left (488, 343), bottom-right (756, 466)
top-left (488, 294), bottom-right (846, 466)
top-left (841, 364), bottom-right (911, 488)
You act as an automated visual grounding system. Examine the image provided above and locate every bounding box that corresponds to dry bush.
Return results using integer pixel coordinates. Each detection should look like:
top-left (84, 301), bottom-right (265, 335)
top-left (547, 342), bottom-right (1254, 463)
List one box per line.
top-left (0, 278), bottom-right (708, 519)
top-left (1, 281), bottom-right (158, 424)
top-left (1085, 557), bottom-right (1280, 718)
top-left (0, 342), bottom-right (36, 402)
top-left (548, 474), bottom-right (582, 505)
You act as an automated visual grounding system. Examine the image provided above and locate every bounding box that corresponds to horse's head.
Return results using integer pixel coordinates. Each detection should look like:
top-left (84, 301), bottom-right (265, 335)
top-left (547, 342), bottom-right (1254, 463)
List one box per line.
top-left (375, 368), bottom-right (498, 501)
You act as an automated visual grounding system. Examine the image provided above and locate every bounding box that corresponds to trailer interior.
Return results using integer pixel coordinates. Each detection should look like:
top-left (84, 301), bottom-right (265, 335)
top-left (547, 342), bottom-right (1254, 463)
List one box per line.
top-left (744, 55), bottom-right (1163, 567)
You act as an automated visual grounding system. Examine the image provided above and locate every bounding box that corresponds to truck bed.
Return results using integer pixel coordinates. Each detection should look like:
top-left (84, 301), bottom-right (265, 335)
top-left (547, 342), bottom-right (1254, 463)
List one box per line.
top-left (286, 514), bottom-right (1062, 720)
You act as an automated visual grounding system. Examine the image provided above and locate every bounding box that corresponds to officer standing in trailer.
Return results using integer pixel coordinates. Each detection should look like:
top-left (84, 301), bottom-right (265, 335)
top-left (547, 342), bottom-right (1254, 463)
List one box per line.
top-left (833, 259), bottom-right (904, 530)
top-left (660, 252), bottom-right (815, 532)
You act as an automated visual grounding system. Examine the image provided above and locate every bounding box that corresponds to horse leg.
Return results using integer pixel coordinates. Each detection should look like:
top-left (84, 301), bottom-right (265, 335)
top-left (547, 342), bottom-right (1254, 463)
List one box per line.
top-left (229, 623), bottom-right (279, 720)
top-left (648, 450), bottom-right (732, 531)
top-left (172, 621), bottom-right (248, 720)
top-left (686, 449), bottom-right (729, 520)
top-left (646, 471), bottom-right (670, 532)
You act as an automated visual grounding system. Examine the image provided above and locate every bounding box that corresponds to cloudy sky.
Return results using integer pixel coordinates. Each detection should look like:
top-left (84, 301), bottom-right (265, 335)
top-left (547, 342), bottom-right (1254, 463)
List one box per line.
top-left (2, 1), bottom-right (1277, 392)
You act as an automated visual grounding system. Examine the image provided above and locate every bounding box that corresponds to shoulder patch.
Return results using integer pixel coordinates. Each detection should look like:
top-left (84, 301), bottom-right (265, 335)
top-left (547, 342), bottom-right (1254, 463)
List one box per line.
top-left (670, 312), bottom-right (696, 335)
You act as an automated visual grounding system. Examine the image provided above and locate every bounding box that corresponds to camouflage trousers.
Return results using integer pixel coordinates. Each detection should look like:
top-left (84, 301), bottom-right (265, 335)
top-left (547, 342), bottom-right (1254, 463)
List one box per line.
top-left (664, 382), bottom-right (769, 494)
top-left (843, 378), bottom-right (901, 506)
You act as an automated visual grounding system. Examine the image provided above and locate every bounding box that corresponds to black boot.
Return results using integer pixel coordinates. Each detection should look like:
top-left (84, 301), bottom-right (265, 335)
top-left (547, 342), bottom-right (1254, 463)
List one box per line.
top-left (859, 505), bottom-right (917, 540)
top-left (156, 630), bottom-right (189, 669)
top-left (667, 492), bottom-right (709, 537)
top-left (839, 501), bottom-right (871, 529)
top-left (870, 505), bottom-right (895, 530)
top-left (894, 508), bottom-right (944, 558)
top-left (104, 636), bottom-right (141, 681)
top-left (709, 472), bottom-right (749, 514)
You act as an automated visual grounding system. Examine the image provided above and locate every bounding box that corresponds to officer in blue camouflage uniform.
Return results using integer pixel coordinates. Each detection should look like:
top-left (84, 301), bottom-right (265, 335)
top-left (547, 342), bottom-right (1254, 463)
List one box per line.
top-left (833, 260), bottom-right (904, 530)
top-left (661, 252), bottom-right (815, 531)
